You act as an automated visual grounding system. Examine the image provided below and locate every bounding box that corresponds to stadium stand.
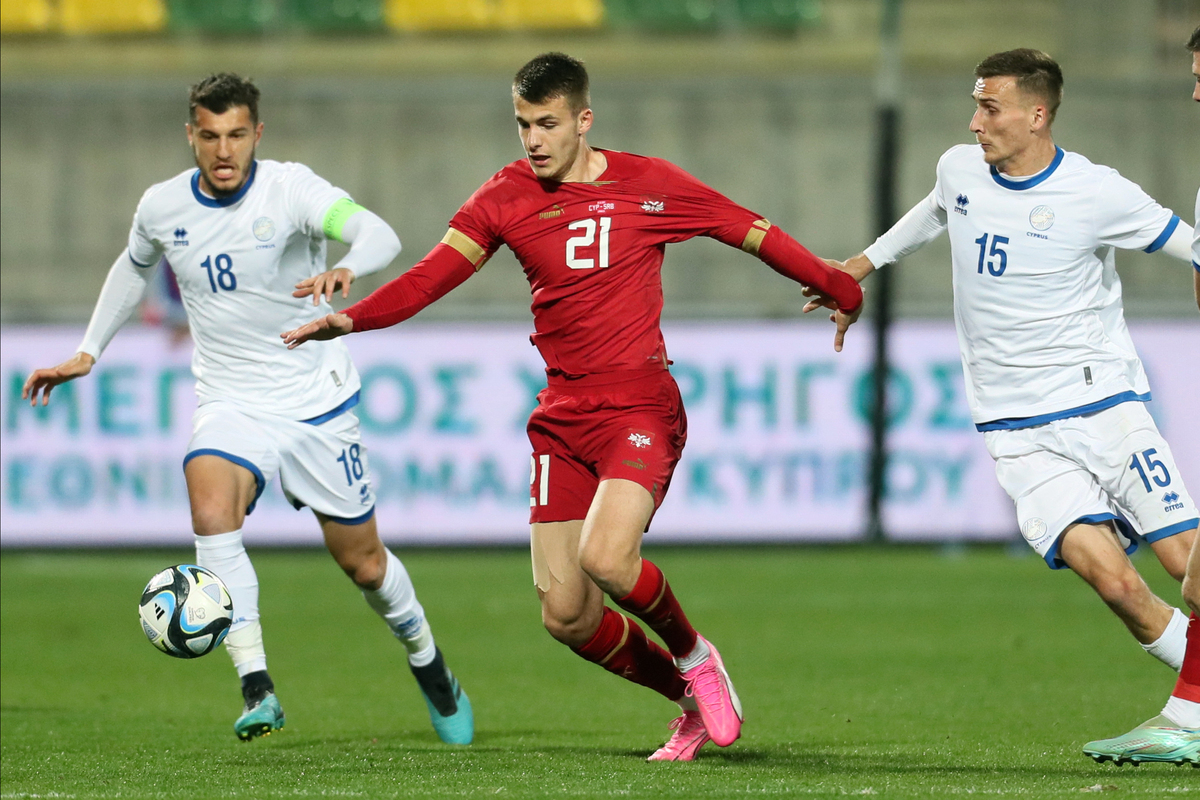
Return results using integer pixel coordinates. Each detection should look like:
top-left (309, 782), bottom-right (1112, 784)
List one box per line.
top-left (58, 0), bottom-right (165, 33)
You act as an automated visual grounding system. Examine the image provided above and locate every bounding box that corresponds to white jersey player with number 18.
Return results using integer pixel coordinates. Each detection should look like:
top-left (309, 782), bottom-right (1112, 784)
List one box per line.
top-left (22, 73), bottom-right (473, 746)
top-left (816, 50), bottom-right (1198, 681)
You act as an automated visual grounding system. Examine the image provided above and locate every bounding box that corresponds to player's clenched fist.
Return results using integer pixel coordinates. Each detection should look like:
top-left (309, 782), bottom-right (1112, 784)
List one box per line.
top-left (281, 313), bottom-right (353, 349)
top-left (22, 352), bottom-right (95, 406)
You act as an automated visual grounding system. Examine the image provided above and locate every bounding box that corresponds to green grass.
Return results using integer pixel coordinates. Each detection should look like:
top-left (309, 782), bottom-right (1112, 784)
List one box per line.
top-left (1, 546), bottom-right (1196, 798)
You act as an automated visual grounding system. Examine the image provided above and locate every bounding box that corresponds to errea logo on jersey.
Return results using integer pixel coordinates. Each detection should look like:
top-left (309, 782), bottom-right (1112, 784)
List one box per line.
top-left (954, 194), bottom-right (969, 216)
top-left (588, 201), bottom-right (616, 213)
top-left (173, 228), bottom-right (189, 246)
top-left (1163, 491), bottom-right (1185, 513)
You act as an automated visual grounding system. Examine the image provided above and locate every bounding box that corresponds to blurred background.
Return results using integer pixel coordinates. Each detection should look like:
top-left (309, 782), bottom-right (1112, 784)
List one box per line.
top-left (1, 0), bottom-right (1197, 545)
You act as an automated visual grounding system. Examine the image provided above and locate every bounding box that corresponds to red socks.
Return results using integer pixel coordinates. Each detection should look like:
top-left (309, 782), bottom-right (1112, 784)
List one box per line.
top-left (1172, 613), bottom-right (1200, 703)
top-left (614, 559), bottom-right (699, 659)
top-left (573, 607), bottom-right (686, 701)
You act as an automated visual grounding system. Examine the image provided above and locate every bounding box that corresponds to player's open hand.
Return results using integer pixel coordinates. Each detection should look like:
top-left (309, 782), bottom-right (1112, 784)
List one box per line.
top-left (294, 267), bottom-right (355, 305)
top-left (830, 297), bottom-right (864, 353)
top-left (22, 352), bottom-right (95, 406)
top-left (281, 313), bottom-right (354, 349)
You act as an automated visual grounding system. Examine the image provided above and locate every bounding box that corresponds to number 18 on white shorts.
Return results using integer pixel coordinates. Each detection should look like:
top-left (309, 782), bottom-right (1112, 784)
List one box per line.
top-left (184, 397), bottom-right (376, 524)
top-left (984, 401), bottom-right (1198, 569)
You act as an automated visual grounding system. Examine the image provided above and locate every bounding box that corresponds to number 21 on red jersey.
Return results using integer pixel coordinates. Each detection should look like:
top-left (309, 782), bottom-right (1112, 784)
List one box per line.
top-left (566, 217), bottom-right (611, 270)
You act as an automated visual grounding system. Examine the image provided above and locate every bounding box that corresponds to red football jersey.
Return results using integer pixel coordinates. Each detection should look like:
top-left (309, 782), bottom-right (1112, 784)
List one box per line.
top-left (345, 149), bottom-right (861, 376)
top-left (450, 150), bottom-right (787, 377)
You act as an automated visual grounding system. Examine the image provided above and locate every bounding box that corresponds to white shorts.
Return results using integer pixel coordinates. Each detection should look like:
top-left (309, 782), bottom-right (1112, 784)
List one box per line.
top-left (184, 394), bottom-right (376, 524)
top-left (984, 401), bottom-right (1198, 570)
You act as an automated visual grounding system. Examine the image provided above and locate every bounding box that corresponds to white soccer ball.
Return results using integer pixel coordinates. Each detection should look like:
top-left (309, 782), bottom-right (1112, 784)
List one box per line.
top-left (138, 564), bottom-right (233, 658)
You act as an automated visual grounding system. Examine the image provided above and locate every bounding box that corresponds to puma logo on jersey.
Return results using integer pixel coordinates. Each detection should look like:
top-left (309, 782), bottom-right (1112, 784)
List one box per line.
top-left (539, 204), bottom-right (564, 220)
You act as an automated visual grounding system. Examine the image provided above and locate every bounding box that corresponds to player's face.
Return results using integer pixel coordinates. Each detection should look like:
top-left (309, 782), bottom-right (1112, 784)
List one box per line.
top-left (969, 76), bottom-right (1045, 169)
top-left (514, 94), bottom-right (592, 182)
top-left (186, 105), bottom-right (263, 197)
top-left (1192, 52), bottom-right (1199, 101)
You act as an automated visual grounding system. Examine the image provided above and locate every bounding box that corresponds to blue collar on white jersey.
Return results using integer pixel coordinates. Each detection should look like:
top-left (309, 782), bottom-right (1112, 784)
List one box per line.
top-left (190, 160), bottom-right (258, 208)
top-left (989, 146), bottom-right (1064, 191)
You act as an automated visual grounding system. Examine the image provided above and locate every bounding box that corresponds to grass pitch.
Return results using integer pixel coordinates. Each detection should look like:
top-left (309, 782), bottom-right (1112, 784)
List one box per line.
top-left (1, 545), bottom-right (1195, 798)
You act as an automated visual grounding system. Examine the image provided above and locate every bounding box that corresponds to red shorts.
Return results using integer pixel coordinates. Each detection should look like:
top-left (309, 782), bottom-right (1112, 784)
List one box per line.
top-left (527, 369), bottom-right (687, 525)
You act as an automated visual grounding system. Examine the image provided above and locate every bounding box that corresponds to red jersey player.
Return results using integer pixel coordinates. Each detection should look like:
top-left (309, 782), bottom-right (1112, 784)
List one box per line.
top-left (283, 53), bottom-right (864, 761)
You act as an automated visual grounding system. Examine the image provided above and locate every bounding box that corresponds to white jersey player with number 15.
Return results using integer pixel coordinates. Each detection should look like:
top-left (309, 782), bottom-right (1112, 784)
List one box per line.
top-left (816, 50), bottom-right (1198, 680)
top-left (23, 73), bottom-right (474, 746)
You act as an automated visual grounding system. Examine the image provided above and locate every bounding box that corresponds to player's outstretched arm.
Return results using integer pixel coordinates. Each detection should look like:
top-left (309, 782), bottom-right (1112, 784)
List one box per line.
top-left (282, 231), bottom-right (478, 348)
top-left (22, 352), bottom-right (95, 406)
top-left (294, 205), bottom-right (403, 305)
top-left (25, 250), bottom-right (156, 403)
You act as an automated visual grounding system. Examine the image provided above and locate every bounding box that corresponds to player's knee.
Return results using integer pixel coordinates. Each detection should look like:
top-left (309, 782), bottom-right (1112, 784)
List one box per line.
top-left (541, 604), bottom-right (595, 648)
top-left (578, 548), bottom-right (637, 596)
top-left (1182, 573), bottom-right (1200, 616)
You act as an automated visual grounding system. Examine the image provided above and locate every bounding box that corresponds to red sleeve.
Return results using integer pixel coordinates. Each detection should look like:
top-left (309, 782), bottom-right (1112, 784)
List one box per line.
top-left (651, 159), bottom-right (862, 312)
top-left (344, 243), bottom-right (476, 332)
top-left (757, 226), bottom-right (864, 313)
top-left (447, 173), bottom-right (509, 260)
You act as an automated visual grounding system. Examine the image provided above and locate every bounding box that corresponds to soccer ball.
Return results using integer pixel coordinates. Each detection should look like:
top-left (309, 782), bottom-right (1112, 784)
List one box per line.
top-left (139, 564), bottom-right (233, 658)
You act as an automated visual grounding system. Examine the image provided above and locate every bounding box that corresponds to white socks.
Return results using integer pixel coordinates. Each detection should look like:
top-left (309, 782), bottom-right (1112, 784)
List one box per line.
top-left (1162, 695), bottom-right (1200, 729)
top-left (674, 638), bottom-right (711, 673)
top-left (195, 530), bottom-right (267, 677)
top-left (363, 549), bottom-right (436, 667)
top-left (1143, 607), bottom-right (1188, 672)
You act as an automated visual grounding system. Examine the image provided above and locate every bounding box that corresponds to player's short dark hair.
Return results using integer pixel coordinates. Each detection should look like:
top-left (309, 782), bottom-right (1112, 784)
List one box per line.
top-left (189, 73), bottom-right (261, 124)
top-left (1188, 25), bottom-right (1200, 52)
top-left (513, 53), bottom-right (590, 113)
top-left (975, 49), bottom-right (1064, 123)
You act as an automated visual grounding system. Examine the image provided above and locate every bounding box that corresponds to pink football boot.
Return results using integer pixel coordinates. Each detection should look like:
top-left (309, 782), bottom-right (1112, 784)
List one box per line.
top-left (681, 636), bottom-right (743, 747)
top-left (647, 710), bottom-right (710, 762)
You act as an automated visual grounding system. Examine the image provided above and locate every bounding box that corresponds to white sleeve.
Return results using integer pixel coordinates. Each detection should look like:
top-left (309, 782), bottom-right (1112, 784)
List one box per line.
top-left (1158, 218), bottom-right (1194, 262)
top-left (1095, 170), bottom-right (1179, 252)
top-left (127, 191), bottom-right (165, 267)
top-left (78, 252), bottom-right (156, 359)
top-left (1192, 189), bottom-right (1200, 273)
top-left (862, 189), bottom-right (948, 267)
top-left (331, 209), bottom-right (402, 279)
top-left (283, 163), bottom-right (352, 238)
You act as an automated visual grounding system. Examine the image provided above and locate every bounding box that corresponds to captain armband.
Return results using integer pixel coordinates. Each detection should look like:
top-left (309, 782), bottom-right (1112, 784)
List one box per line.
top-left (740, 219), bottom-right (772, 256)
top-left (441, 228), bottom-right (489, 271)
top-left (322, 198), bottom-right (367, 243)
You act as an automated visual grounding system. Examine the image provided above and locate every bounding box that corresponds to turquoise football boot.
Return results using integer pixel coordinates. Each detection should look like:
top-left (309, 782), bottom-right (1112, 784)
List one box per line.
top-left (234, 693), bottom-right (286, 741)
top-left (410, 648), bottom-right (473, 745)
top-left (1083, 716), bottom-right (1199, 766)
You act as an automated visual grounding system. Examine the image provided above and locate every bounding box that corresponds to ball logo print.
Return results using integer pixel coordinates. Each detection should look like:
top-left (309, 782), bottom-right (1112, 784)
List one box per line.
top-left (1028, 205), bottom-right (1055, 231)
top-left (253, 216), bottom-right (276, 241)
top-left (138, 564), bottom-right (233, 658)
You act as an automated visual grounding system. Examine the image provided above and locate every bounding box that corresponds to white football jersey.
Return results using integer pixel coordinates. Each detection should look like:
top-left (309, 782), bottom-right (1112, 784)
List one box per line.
top-left (129, 159), bottom-right (360, 420)
top-left (1193, 187), bottom-right (1199, 273)
top-left (891, 144), bottom-right (1178, 428)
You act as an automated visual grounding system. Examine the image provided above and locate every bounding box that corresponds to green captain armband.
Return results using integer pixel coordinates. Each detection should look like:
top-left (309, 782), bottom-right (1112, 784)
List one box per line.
top-left (322, 198), bottom-right (367, 243)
